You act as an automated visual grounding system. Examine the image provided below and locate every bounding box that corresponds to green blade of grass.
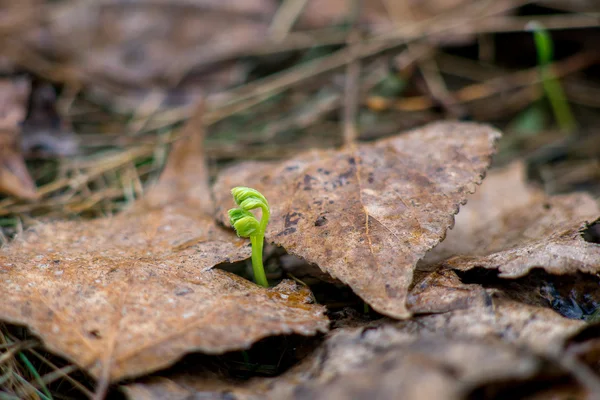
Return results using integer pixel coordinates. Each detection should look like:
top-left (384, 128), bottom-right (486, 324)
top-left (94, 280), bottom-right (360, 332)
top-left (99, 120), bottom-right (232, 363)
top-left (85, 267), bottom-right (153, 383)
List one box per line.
top-left (18, 352), bottom-right (53, 400)
top-left (528, 21), bottom-right (577, 132)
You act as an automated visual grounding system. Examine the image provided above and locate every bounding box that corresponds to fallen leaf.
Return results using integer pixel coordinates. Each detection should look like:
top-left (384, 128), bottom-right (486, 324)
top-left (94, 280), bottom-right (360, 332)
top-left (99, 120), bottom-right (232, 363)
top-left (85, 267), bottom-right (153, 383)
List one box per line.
top-left (452, 269), bottom-right (600, 321)
top-left (407, 268), bottom-right (488, 314)
top-left (0, 77), bottom-right (37, 199)
top-left (264, 338), bottom-right (539, 400)
top-left (0, 103), bottom-right (328, 382)
top-left (422, 161), bottom-right (600, 268)
top-left (124, 296), bottom-right (586, 400)
top-left (416, 161), bottom-right (600, 278)
top-left (213, 121), bottom-right (500, 318)
top-left (12, 0), bottom-right (275, 92)
top-left (447, 217), bottom-right (600, 279)
top-left (420, 161), bottom-right (543, 267)
top-left (413, 295), bottom-right (585, 354)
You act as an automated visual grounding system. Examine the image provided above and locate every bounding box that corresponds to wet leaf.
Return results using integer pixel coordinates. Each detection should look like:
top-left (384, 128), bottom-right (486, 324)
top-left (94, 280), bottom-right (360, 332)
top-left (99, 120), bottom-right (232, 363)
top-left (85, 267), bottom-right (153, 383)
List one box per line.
top-left (213, 122), bottom-right (500, 318)
top-left (124, 296), bottom-right (586, 400)
top-left (421, 161), bottom-right (600, 278)
top-left (0, 77), bottom-right (37, 199)
top-left (0, 104), bottom-right (328, 381)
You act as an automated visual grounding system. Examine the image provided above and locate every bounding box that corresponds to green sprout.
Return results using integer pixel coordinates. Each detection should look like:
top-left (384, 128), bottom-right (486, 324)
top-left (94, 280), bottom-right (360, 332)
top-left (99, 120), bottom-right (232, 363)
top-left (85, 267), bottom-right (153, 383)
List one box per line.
top-left (527, 21), bottom-right (576, 132)
top-left (228, 187), bottom-right (270, 287)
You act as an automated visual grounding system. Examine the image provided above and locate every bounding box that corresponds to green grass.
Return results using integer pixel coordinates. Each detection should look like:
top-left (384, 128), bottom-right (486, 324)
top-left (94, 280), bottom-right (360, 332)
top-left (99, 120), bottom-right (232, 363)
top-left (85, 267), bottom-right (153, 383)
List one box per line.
top-left (528, 21), bottom-right (577, 133)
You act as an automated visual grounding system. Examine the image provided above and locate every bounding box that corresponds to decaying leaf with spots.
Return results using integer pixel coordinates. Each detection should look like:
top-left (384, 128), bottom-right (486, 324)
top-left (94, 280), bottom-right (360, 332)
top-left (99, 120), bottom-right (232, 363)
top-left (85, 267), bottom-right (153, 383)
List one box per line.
top-left (213, 122), bottom-right (500, 318)
top-left (124, 296), bottom-right (587, 400)
top-left (419, 161), bottom-right (600, 278)
top-left (0, 105), bottom-right (328, 382)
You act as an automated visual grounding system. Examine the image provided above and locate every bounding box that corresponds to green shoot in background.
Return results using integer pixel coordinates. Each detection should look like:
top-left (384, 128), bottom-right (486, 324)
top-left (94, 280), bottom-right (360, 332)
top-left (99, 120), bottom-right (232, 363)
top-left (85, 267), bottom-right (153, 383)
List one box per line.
top-left (527, 21), bottom-right (576, 132)
top-left (228, 187), bottom-right (270, 287)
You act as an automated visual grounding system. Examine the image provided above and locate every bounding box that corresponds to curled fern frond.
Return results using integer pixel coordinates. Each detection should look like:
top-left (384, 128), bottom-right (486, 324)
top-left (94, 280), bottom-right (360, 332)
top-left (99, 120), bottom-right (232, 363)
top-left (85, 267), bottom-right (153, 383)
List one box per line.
top-left (228, 209), bottom-right (259, 237)
top-left (232, 187), bottom-right (268, 209)
top-left (228, 187), bottom-right (270, 287)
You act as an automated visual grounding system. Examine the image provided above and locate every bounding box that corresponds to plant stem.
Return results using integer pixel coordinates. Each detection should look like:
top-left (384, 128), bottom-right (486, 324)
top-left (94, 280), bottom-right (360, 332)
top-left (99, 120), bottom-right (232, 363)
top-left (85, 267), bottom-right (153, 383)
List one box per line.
top-left (259, 205), bottom-right (270, 233)
top-left (250, 234), bottom-right (268, 287)
top-left (18, 352), bottom-right (53, 400)
top-left (530, 21), bottom-right (576, 132)
top-left (540, 72), bottom-right (576, 132)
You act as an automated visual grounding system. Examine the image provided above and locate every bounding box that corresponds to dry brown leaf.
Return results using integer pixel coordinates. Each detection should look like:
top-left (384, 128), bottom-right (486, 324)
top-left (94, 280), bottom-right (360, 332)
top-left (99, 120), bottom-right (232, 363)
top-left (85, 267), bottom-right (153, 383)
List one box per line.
top-left (124, 296), bottom-right (585, 400)
top-left (14, 0), bottom-right (275, 91)
top-left (0, 77), bottom-right (37, 199)
top-left (417, 161), bottom-right (600, 278)
top-left (422, 161), bottom-right (600, 267)
top-left (261, 301), bottom-right (584, 400)
top-left (264, 339), bottom-right (537, 400)
top-left (420, 161), bottom-right (541, 266)
top-left (0, 104), bottom-right (328, 382)
top-left (447, 217), bottom-right (600, 278)
top-left (407, 268), bottom-right (488, 314)
top-left (213, 121), bottom-right (500, 318)
top-left (412, 295), bottom-right (584, 354)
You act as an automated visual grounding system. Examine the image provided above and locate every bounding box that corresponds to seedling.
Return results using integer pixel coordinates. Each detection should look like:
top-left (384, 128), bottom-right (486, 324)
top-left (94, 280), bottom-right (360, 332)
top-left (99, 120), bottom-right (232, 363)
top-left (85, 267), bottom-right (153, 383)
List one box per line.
top-left (228, 187), bottom-right (270, 287)
top-left (527, 21), bottom-right (576, 132)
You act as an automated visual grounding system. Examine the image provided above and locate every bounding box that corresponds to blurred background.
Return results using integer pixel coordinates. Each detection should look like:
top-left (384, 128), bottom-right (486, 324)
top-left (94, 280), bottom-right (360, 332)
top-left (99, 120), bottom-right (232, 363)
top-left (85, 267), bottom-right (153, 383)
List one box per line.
top-left (0, 0), bottom-right (599, 237)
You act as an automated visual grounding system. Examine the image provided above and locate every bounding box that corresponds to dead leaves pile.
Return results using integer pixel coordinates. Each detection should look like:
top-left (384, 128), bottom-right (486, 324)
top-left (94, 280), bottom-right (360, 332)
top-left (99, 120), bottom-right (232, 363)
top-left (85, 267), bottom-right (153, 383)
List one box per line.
top-left (2, 111), bottom-right (600, 398)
